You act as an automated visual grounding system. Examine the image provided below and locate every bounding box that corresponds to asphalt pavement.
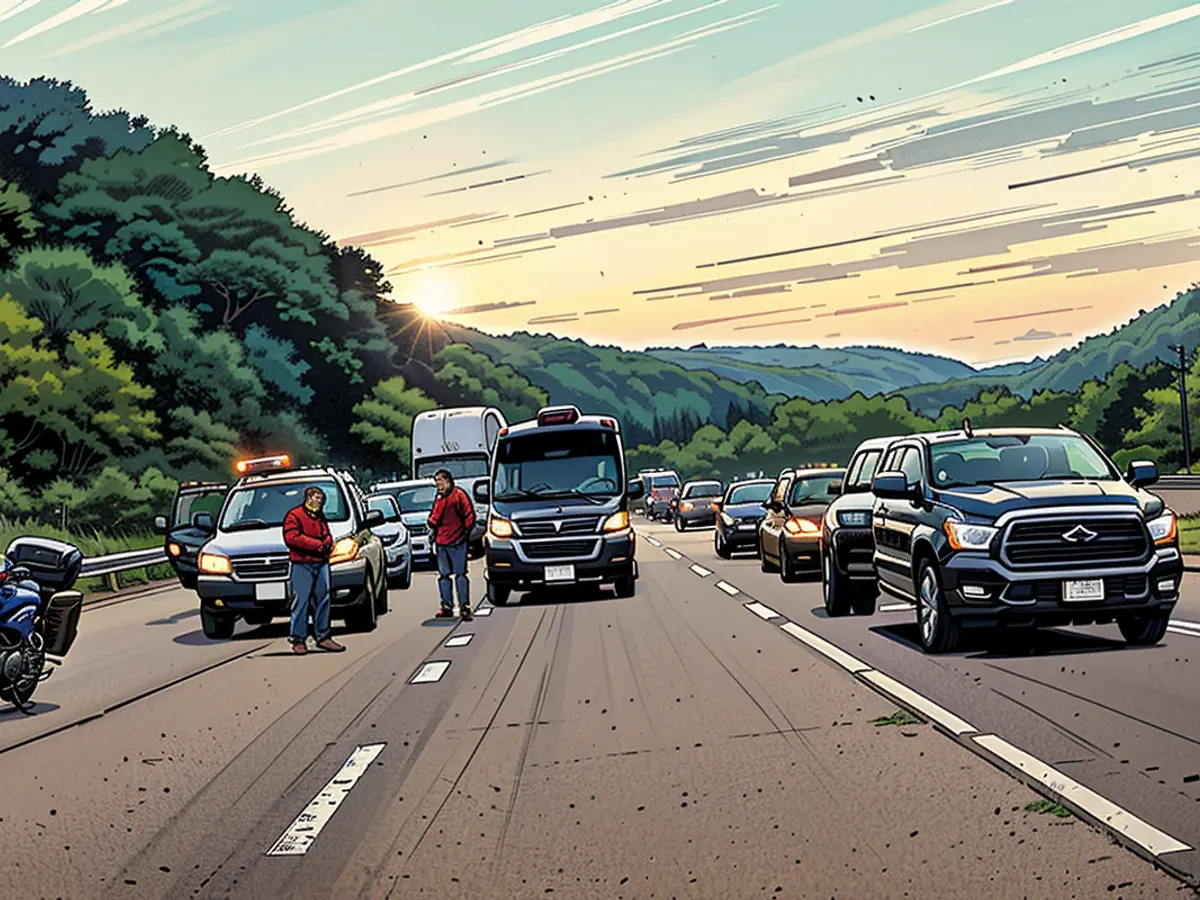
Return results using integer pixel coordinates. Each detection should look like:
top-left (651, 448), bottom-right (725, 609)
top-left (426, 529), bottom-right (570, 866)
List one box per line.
top-left (0, 545), bottom-right (1195, 899)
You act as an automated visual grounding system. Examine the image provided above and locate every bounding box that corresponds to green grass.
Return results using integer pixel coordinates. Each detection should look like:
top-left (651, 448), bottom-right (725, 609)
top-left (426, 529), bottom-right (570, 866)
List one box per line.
top-left (1025, 799), bottom-right (1072, 818)
top-left (0, 517), bottom-right (170, 593)
top-left (871, 709), bottom-right (924, 727)
top-left (1180, 516), bottom-right (1199, 555)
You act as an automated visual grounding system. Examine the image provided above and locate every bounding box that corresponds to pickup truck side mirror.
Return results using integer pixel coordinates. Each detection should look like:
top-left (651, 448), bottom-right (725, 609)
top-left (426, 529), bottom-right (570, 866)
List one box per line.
top-left (474, 482), bottom-right (490, 503)
top-left (1125, 459), bottom-right (1158, 487)
top-left (153, 515), bottom-right (168, 535)
top-left (193, 512), bottom-right (214, 532)
top-left (872, 473), bottom-right (920, 500)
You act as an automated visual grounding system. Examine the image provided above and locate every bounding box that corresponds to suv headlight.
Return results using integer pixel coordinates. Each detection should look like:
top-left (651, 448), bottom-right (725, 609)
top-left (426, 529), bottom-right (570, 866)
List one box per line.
top-left (489, 516), bottom-right (514, 539)
top-left (198, 552), bottom-right (231, 575)
top-left (603, 511), bottom-right (630, 532)
top-left (328, 537), bottom-right (358, 564)
top-left (1147, 511), bottom-right (1176, 545)
top-left (943, 520), bottom-right (998, 551)
top-left (837, 510), bottom-right (870, 527)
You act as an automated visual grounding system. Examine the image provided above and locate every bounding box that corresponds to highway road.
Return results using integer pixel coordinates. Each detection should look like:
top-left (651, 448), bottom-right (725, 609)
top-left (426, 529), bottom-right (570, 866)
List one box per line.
top-left (0, 541), bottom-right (1197, 899)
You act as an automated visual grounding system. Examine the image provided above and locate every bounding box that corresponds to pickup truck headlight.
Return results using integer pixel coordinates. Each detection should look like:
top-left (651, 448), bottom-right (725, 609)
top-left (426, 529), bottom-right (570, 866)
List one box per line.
top-left (1147, 511), bottom-right (1177, 545)
top-left (943, 520), bottom-right (998, 551)
top-left (837, 510), bottom-right (870, 527)
top-left (198, 552), bottom-right (231, 575)
top-left (328, 537), bottom-right (359, 565)
top-left (489, 516), bottom-right (514, 539)
top-left (603, 511), bottom-right (630, 532)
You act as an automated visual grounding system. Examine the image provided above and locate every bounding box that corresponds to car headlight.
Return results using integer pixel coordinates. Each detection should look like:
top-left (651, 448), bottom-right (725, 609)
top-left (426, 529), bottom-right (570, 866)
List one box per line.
top-left (603, 511), bottom-right (630, 532)
top-left (168, 543), bottom-right (182, 556)
top-left (489, 516), bottom-right (514, 539)
top-left (943, 520), bottom-right (998, 551)
top-left (1147, 511), bottom-right (1176, 545)
top-left (837, 510), bottom-right (870, 528)
top-left (680, 501), bottom-right (694, 512)
top-left (198, 552), bottom-right (231, 575)
top-left (720, 512), bottom-right (734, 526)
top-left (378, 532), bottom-right (398, 546)
top-left (328, 537), bottom-right (359, 564)
top-left (784, 517), bottom-right (821, 536)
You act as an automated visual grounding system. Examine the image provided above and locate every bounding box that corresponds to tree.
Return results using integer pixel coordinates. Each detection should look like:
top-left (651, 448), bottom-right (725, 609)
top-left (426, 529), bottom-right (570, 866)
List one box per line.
top-left (0, 467), bottom-right (33, 519)
top-left (349, 376), bottom-right (437, 467)
top-left (1070, 361), bottom-right (1174, 455)
top-left (0, 179), bottom-right (38, 267)
top-left (1124, 351), bottom-right (1200, 473)
top-left (433, 343), bottom-right (549, 421)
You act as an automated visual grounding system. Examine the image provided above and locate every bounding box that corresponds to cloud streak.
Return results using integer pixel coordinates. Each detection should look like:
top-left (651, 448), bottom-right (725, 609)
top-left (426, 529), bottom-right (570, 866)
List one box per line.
top-left (44, 0), bottom-right (212, 56)
top-left (906, 0), bottom-right (1014, 34)
top-left (3, 0), bottom-right (110, 47)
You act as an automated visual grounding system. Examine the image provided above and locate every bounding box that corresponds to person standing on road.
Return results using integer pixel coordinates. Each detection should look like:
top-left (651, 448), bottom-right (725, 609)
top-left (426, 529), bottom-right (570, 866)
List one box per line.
top-left (429, 469), bottom-right (476, 621)
top-left (282, 486), bottom-right (346, 655)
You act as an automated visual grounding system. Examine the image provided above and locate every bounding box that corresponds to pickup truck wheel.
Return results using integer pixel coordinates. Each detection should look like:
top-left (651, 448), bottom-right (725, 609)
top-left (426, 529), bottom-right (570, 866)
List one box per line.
top-left (487, 582), bottom-right (511, 605)
top-left (849, 585), bottom-right (877, 617)
top-left (614, 576), bottom-right (635, 598)
top-left (1117, 614), bottom-right (1168, 646)
top-left (200, 607), bottom-right (235, 640)
top-left (916, 560), bottom-right (959, 653)
top-left (243, 612), bottom-right (272, 627)
top-left (822, 550), bottom-right (851, 616)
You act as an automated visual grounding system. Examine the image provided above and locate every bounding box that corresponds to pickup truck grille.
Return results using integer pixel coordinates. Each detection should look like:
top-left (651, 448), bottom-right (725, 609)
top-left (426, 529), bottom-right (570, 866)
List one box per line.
top-left (520, 539), bottom-right (599, 561)
top-left (518, 516), bottom-right (601, 537)
top-left (233, 555), bottom-right (290, 580)
top-left (1002, 516), bottom-right (1149, 567)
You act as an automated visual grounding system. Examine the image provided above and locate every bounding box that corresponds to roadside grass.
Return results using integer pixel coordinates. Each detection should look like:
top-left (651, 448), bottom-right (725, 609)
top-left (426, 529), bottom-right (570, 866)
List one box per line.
top-left (1180, 515), bottom-right (1199, 554)
top-left (0, 518), bottom-right (170, 593)
top-left (871, 709), bottom-right (924, 727)
top-left (1025, 799), bottom-right (1072, 818)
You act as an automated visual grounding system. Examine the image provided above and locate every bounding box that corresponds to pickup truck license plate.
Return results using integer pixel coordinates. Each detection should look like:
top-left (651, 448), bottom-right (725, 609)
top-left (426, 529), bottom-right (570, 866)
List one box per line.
top-left (1063, 579), bottom-right (1104, 602)
top-left (256, 581), bottom-right (287, 601)
top-left (545, 565), bottom-right (575, 583)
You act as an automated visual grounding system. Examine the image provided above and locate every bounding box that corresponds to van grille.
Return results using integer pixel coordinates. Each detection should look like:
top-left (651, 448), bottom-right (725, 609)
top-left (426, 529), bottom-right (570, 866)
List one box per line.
top-left (1001, 515), bottom-right (1149, 567)
top-left (233, 555), bottom-right (290, 580)
top-left (517, 517), bottom-right (601, 537)
top-left (521, 540), bottom-right (599, 561)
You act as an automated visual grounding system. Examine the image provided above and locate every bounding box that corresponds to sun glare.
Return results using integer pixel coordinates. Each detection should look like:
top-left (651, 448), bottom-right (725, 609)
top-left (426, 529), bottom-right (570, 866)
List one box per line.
top-left (410, 278), bottom-right (454, 316)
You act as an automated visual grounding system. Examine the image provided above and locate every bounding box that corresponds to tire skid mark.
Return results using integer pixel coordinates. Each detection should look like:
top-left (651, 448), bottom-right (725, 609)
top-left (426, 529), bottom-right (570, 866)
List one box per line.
top-left (613, 613), bottom-right (663, 747)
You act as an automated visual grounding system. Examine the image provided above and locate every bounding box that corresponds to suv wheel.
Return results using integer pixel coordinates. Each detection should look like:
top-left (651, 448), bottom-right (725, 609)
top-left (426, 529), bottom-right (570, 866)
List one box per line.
top-left (200, 606), bottom-right (235, 640)
top-left (1117, 614), bottom-right (1169, 646)
top-left (674, 516), bottom-right (684, 532)
top-left (714, 529), bottom-right (731, 559)
top-left (613, 576), bottom-right (635, 598)
top-left (346, 574), bottom-right (379, 632)
top-left (916, 560), bottom-right (959, 653)
top-left (487, 581), bottom-right (511, 605)
top-left (822, 550), bottom-right (851, 616)
top-left (390, 565), bottom-right (412, 591)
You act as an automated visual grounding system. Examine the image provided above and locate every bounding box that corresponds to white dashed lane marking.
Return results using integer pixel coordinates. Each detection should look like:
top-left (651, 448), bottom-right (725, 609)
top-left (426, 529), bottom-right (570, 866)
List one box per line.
top-left (778, 621), bottom-right (870, 674)
top-left (715, 581), bottom-right (740, 596)
top-left (472, 606), bottom-right (492, 616)
top-left (1167, 619), bottom-right (1200, 638)
top-left (879, 602), bottom-right (914, 612)
top-left (444, 634), bottom-right (474, 647)
top-left (744, 602), bottom-right (779, 620)
top-left (690, 563), bottom-right (712, 577)
top-left (266, 743), bottom-right (386, 856)
top-left (664, 548), bottom-right (682, 560)
top-left (644, 536), bottom-right (662, 546)
top-left (410, 661), bottom-right (451, 683)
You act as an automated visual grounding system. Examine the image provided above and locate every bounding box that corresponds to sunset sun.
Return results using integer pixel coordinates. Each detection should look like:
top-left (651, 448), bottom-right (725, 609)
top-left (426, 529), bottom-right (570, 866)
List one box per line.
top-left (410, 278), bottom-right (454, 317)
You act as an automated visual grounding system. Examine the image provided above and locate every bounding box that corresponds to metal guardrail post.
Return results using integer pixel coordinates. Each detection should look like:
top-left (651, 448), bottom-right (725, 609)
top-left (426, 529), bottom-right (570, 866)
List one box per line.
top-left (106, 571), bottom-right (120, 592)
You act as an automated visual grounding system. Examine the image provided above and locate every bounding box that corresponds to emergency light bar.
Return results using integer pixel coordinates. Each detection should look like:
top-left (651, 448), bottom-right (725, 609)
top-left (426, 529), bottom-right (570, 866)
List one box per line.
top-left (536, 406), bottom-right (581, 426)
top-left (235, 454), bottom-right (291, 475)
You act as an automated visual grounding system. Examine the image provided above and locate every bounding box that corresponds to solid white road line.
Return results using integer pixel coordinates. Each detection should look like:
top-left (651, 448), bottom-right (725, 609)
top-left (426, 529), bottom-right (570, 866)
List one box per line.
top-left (878, 602), bottom-right (914, 612)
top-left (445, 634), bottom-right (474, 647)
top-left (690, 563), bottom-right (712, 577)
top-left (972, 734), bottom-right (1192, 856)
top-left (744, 602), bottom-right (779, 620)
top-left (860, 670), bottom-right (977, 736)
top-left (665, 548), bottom-right (682, 559)
top-left (779, 621), bottom-right (870, 674)
top-left (266, 743), bottom-right (386, 856)
top-left (410, 661), bottom-right (451, 683)
top-left (715, 580), bottom-right (740, 596)
top-left (473, 606), bottom-right (492, 616)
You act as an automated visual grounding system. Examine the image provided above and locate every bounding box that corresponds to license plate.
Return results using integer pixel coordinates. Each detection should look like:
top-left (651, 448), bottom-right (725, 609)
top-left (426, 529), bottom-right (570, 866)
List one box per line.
top-left (739, 523), bottom-right (756, 530)
top-left (256, 581), bottom-right (287, 601)
top-left (545, 565), bottom-right (575, 583)
top-left (1063, 579), bottom-right (1104, 602)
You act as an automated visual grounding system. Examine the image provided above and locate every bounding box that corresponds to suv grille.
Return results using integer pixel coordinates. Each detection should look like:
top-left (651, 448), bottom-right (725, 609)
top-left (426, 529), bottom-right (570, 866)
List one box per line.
top-left (1003, 516), bottom-right (1149, 567)
top-left (233, 555), bottom-right (290, 580)
top-left (518, 516), bottom-right (602, 537)
top-left (521, 539), bottom-right (599, 560)
top-left (407, 523), bottom-right (428, 536)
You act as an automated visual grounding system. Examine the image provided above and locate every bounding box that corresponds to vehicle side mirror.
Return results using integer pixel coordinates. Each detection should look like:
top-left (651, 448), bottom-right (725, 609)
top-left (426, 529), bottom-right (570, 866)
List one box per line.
top-left (474, 482), bottom-right (490, 503)
top-left (153, 515), bottom-right (168, 534)
top-left (828, 481), bottom-right (843, 496)
top-left (363, 509), bottom-right (385, 528)
top-left (193, 512), bottom-right (214, 532)
top-left (1126, 460), bottom-right (1158, 487)
top-left (872, 473), bottom-right (919, 499)
top-left (384, 509), bottom-right (402, 523)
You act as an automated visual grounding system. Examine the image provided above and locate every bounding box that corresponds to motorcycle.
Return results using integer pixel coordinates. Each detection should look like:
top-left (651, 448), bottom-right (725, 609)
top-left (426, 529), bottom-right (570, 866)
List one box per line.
top-left (0, 537), bottom-right (85, 714)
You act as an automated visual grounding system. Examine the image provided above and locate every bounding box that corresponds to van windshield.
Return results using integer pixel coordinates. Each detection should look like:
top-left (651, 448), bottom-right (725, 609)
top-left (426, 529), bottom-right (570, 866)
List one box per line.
top-left (415, 455), bottom-right (488, 480)
top-left (220, 480), bottom-right (349, 530)
top-left (494, 430), bottom-right (623, 501)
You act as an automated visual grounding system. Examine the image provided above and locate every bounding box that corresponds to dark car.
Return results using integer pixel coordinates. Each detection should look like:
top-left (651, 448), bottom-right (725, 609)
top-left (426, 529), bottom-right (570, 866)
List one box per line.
top-left (759, 468), bottom-right (846, 582)
top-left (644, 471), bottom-right (680, 521)
top-left (474, 406), bottom-right (645, 604)
top-left (820, 437), bottom-right (900, 616)
top-left (154, 482), bottom-right (229, 589)
top-left (670, 480), bottom-right (724, 531)
top-left (713, 479), bottom-right (774, 558)
top-left (869, 424), bottom-right (1183, 653)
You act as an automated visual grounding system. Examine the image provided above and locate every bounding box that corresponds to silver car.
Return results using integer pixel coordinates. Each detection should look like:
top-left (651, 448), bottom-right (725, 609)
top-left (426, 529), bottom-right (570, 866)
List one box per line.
top-left (370, 479), bottom-right (440, 566)
top-left (367, 493), bottom-right (412, 589)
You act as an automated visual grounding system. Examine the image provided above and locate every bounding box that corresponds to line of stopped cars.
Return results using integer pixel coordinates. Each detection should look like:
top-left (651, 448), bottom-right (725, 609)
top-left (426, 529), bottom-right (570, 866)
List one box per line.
top-left (645, 421), bottom-right (1185, 654)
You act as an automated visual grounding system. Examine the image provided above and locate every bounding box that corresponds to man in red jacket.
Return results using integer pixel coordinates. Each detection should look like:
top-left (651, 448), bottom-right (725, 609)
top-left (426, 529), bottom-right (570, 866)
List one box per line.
top-left (282, 486), bottom-right (346, 655)
top-left (429, 469), bottom-right (476, 620)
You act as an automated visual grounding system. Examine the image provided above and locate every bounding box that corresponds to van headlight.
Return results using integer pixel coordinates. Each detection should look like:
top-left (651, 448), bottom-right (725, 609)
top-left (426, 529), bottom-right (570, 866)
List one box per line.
top-left (328, 537), bottom-right (359, 564)
top-left (1147, 511), bottom-right (1176, 545)
top-left (489, 517), bottom-right (514, 539)
top-left (198, 552), bottom-right (231, 575)
top-left (603, 511), bottom-right (630, 532)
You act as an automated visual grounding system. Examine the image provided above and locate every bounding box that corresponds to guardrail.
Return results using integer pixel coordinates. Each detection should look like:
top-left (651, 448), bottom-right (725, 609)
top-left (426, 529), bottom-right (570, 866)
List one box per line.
top-left (80, 547), bottom-right (168, 591)
top-left (1155, 475), bottom-right (1200, 489)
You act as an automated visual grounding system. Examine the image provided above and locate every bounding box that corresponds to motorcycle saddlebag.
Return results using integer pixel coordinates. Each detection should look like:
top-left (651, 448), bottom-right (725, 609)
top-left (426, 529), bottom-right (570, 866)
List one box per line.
top-left (4, 537), bottom-right (84, 593)
top-left (42, 590), bottom-right (84, 657)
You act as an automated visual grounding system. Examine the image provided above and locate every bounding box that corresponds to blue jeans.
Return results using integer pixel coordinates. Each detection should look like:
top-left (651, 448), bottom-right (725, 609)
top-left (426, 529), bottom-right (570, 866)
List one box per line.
top-left (289, 562), bottom-right (332, 643)
top-left (436, 542), bottom-right (469, 611)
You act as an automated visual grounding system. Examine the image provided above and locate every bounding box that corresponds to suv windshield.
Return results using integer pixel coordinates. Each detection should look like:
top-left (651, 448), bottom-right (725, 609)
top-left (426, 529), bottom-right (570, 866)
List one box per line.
top-left (788, 475), bottom-right (843, 505)
top-left (174, 489), bottom-right (225, 527)
top-left (651, 474), bottom-right (679, 488)
top-left (494, 429), bottom-right (623, 500)
top-left (684, 482), bottom-right (722, 498)
top-left (220, 479), bottom-right (350, 530)
top-left (379, 485), bottom-right (438, 512)
top-left (367, 495), bottom-right (400, 518)
top-left (727, 482), bottom-right (772, 504)
top-left (415, 455), bottom-right (488, 480)
top-left (930, 435), bottom-right (1117, 488)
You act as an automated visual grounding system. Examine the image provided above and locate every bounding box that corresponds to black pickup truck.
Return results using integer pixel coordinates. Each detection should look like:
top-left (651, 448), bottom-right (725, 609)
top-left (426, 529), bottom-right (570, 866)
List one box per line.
top-left (869, 425), bottom-right (1183, 653)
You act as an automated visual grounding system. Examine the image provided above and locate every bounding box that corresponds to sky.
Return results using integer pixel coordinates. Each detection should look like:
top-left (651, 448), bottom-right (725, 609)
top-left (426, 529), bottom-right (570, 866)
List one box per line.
top-left (3, 0), bottom-right (1200, 368)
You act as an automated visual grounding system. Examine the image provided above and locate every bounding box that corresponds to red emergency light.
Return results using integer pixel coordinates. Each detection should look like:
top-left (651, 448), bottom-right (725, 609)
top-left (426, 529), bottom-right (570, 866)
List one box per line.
top-left (537, 406), bottom-right (581, 426)
top-left (235, 454), bottom-right (291, 475)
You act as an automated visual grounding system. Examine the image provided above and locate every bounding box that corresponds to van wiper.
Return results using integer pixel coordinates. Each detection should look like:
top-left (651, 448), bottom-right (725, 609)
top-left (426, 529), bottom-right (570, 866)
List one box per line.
top-left (540, 490), bottom-right (608, 506)
top-left (225, 518), bottom-right (269, 531)
top-left (494, 489), bottom-right (546, 501)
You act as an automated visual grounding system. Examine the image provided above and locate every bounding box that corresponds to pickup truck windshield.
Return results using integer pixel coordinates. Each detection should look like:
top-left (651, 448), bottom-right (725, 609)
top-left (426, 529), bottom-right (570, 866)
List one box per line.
top-left (220, 479), bottom-right (350, 530)
top-left (494, 430), bottom-right (622, 500)
top-left (930, 435), bottom-right (1117, 488)
top-left (727, 483), bottom-right (772, 504)
top-left (415, 456), bottom-right (488, 480)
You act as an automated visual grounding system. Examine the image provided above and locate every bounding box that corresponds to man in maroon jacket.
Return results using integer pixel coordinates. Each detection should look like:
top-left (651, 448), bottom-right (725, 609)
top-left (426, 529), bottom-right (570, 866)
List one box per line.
top-left (282, 486), bottom-right (346, 654)
top-left (429, 469), bottom-right (476, 620)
